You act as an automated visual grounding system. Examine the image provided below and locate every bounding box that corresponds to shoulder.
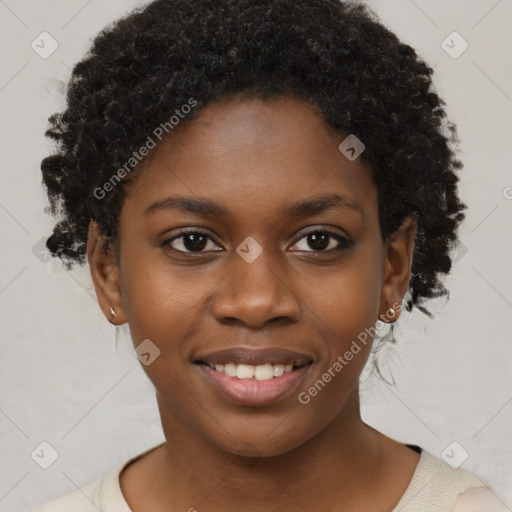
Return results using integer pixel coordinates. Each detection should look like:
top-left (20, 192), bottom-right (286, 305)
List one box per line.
top-left (392, 449), bottom-right (508, 512)
top-left (453, 487), bottom-right (511, 512)
top-left (28, 462), bottom-right (126, 512)
top-left (29, 442), bottom-right (166, 512)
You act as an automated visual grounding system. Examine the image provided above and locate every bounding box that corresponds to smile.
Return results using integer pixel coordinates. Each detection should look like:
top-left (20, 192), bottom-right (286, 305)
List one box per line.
top-left (194, 346), bottom-right (314, 406)
top-left (205, 362), bottom-right (295, 380)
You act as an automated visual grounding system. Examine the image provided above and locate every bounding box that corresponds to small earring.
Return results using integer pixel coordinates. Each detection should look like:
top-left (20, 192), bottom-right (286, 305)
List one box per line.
top-left (109, 306), bottom-right (117, 318)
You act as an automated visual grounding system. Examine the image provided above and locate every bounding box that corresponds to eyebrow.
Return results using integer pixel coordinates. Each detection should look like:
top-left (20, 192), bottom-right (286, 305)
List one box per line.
top-left (145, 193), bottom-right (364, 218)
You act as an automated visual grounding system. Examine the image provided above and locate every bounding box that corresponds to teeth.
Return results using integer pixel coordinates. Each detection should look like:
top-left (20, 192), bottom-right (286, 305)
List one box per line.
top-left (209, 362), bottom-right (298, 379)
top-left (273, 364), bottom-right (285, 377)
top-left (254, 364), bottom-right (274, 380)
top-left (236, 364), bottom-right (255, 379)
top-left (224, 363), bottom-right (237, 377)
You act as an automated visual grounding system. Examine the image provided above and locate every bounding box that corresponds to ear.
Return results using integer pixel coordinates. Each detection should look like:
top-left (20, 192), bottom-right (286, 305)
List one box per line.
top-left (378, 215), bottom-right (417, 324)
top-left (87, 221), bottom-right (127, 325)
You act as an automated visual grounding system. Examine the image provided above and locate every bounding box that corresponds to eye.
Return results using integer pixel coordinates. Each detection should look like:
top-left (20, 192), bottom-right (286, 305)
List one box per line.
top-left (162, 230), bottom-right (222, 253)
top-left (290, 229), bottom-right (353, 253)
top-left (162, 228), bottom-right (353, 255)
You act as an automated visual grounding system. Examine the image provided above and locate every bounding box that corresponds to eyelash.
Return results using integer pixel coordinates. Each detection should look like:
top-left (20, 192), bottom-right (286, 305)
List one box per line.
top-left (161, 228), bottom-right (353, 255)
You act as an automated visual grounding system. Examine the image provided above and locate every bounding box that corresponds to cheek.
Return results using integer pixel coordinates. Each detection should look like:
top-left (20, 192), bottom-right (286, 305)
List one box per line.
top-left (296, 257), bottom-right (381, 392)
top-left (120, 248), bottom-right (211, 342)
top-left (294, 292), bottom-right (376, 430)
top-left (299, 253), bottom-right (382, 339)
top-left (120, 261), bottom-right (211, 425)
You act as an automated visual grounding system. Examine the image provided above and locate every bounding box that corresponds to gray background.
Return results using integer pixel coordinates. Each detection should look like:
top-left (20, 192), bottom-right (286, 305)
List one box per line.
top-left (0, 0), bottom-right (511, 510)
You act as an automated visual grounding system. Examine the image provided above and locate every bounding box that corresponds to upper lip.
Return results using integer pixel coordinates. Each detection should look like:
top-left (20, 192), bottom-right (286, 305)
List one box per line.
top-left (195, 347), bottom-right (314, 367)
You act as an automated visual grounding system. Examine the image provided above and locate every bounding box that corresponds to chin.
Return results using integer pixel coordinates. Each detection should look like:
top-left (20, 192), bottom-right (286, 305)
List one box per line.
top-left (204, 419), bottom-right (318, 458)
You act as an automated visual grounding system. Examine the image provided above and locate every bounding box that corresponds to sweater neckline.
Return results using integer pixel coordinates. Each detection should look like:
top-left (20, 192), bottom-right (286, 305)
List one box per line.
top-left (109, 442), bottom-right (428, 511)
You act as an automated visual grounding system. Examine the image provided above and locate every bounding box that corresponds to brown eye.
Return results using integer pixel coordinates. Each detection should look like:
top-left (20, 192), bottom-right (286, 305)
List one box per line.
top-left (291, 230), bottom-right (353, 252)
top-left (162, 231), bottom-right (222, 253)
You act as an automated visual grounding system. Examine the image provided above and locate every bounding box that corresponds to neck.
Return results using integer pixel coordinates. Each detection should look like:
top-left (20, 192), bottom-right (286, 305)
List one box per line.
top-left (151, 387), bottom-right (388, 511)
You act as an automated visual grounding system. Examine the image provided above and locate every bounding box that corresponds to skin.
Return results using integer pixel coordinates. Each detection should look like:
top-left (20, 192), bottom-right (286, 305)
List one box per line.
top-left (88, 94), bottom-right (419, 511)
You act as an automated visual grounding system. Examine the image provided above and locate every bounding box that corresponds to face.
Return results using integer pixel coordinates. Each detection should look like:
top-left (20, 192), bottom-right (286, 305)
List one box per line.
top-left (89, 95), bottom-right (415, 457)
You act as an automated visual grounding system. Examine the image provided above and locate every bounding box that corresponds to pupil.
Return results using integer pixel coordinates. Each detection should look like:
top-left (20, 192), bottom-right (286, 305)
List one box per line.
top-left (184, 233), bottom-right (207, 252)
top-left (309, 232), bottom-right (329, 250)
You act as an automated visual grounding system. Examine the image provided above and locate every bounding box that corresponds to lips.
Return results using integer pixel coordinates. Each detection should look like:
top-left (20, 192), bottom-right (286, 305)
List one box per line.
top-left (194, 346), bottom-right (314, 406)
top-left (195, 347), bottom-right (314, 367)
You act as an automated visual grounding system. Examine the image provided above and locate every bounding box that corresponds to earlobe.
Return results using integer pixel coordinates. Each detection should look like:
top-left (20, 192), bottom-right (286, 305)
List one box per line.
top-left (87, 221), bottom-right (126, 325)
top-left (378, 215), bottom-right (417, 324)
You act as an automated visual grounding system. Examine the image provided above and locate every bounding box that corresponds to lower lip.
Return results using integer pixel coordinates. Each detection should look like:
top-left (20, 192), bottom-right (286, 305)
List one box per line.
top-left (197, 363), bottom-right (312, 406)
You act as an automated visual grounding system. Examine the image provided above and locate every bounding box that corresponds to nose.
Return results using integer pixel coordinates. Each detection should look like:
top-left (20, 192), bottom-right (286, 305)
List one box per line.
top-left (211, 248), bottom-right (302, 330)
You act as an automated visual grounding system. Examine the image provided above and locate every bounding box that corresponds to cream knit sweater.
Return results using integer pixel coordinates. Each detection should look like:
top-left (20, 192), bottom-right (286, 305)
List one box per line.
top-left (30, 444), bottom-right (509, 512)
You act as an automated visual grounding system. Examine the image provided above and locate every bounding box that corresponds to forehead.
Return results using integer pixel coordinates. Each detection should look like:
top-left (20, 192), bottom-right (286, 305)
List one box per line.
top-left (122, 95), bottom-right (378, 226)
top-left (161, 95), bottom-right (344, 165)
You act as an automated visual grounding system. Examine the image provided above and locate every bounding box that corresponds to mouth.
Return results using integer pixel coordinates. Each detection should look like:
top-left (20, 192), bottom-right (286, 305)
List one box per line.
top-left (198, 361), bottom-right (308, 380)
top-left (194, 347), bottom-right (314, 406)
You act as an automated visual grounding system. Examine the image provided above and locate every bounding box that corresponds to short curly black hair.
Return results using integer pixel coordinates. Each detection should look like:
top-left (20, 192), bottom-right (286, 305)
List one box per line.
top-left (41, 0), bottom-right (466, 320)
